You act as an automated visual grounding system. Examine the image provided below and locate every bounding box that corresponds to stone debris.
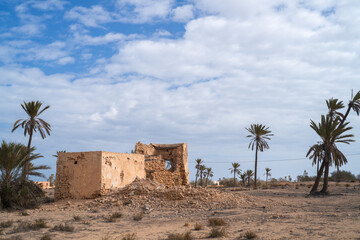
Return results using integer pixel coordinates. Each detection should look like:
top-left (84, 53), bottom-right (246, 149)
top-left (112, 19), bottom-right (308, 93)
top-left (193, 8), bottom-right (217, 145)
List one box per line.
top-left (87, 178), bottom-right (261, 212)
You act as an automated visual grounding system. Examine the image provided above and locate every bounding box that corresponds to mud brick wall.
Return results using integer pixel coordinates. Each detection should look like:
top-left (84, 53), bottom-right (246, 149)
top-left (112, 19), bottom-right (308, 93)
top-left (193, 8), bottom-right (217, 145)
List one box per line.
top-left (55, 151), bottom-right (145, 200)
top-left (135, 142), bottom-right (189, 187)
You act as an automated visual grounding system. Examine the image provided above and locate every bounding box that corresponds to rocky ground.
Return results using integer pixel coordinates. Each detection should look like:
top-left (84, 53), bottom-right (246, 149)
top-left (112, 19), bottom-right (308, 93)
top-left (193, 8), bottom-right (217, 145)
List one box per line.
top-left (0, 180), bottom-right (359, 240)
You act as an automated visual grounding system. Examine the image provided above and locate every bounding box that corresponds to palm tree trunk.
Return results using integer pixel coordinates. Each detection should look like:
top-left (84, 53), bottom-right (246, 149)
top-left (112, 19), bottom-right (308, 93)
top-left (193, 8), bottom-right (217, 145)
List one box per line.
top-left (195, 171), bottom-right (198, 187)
top-left (266, 173), bottom-right (268, 183)
top-left (310, 160), bottom-right (325, 194)
top-left (22, 129), bottom-right (33, 182)
top-left (233, 171), bottom-right (236, 185)
top-left (320, 161), bottom-right (330, 193)
top-left (205, 176), bottom-right (208, 187)
top-left (254, 142), bottom-right (258, 187)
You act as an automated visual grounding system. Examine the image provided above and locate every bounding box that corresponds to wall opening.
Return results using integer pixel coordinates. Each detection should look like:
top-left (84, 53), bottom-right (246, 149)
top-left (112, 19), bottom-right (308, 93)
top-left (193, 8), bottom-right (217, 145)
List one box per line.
top-left (164, 159), bottom-right (175, 172)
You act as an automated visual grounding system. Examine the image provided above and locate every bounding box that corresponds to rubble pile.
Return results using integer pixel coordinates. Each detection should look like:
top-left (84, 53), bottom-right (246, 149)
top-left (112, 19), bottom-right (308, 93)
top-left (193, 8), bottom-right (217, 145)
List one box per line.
top-left (88, 179), bottom-right (258, 211)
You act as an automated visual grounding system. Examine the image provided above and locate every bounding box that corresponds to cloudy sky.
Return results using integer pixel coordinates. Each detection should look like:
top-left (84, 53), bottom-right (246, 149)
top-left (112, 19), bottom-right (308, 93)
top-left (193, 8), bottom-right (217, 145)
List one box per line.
top-left (1, 0), bottom-right (360, 181)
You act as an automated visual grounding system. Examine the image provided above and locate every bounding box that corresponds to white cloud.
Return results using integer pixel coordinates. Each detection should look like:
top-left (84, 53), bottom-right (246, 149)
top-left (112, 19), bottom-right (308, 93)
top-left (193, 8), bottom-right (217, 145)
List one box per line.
top-left (65, 5), bottom-right (117, 28)
top-left (172, 4), bottom-right (194, 22)
top-left (116, 0), bottom-right (174, 23)
top-left (73, 32), bottom-right (140, 45)
top-left (58, 56), bottom-right (75, 65)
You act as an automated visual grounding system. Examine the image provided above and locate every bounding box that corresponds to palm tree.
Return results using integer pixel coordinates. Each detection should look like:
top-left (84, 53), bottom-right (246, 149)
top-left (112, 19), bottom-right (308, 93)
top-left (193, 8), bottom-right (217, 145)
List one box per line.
top-left (309, 115), bottom-right (354, 194)
top-left (229, 162), bottom-right (241, 185)
top-left (240, 173), bottom-right (246, 186)
top-left (246, 170), bottom-right (254, 187)
top-left (205, 168), bottom-right (213, 187)
top-left (246, 124), bottom-right (273, 187)
top-left (11, 101), bottom-right (51, 181)
top-left (0, 141), bottom-right (49, 208)
top-left (264, 168), bottom-right (271, 183)
top-left (12, 101), bottom-right (51, 149)
top-left (306, 142), bottom-right (325, 174)
top-left (194, 158), bottom-right (203, 187)
top-left (199, 165), bottom-right (206, 187)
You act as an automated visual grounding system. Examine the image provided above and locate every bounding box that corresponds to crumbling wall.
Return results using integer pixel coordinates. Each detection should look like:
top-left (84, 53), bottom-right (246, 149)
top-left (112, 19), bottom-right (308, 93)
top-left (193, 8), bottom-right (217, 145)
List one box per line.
top-left (55, 151), bottom-right (146, 200)
top-left (135, 142), bottom-right (189, 187)
top-left (55, 151), bottom-right (102, 200)
top-left (101, 152), bottom-right (145, 194)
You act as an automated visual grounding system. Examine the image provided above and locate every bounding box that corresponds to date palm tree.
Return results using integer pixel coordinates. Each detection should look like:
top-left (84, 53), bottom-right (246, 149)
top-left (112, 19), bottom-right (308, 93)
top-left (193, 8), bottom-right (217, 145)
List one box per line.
top-left (12, 101), bottom-right (51, 149)
top-left (264, 168), bottom-right (271, 183)
top-left (205, 167), bottom-right (213, 187)
top-left (199, 165), bottom-right (206, 187)
top-left (246, 124), bottom-right (273, 187)
top-left (240, 173), bottom-right (246, 186)
top-left (11, 101), bottom-right (51, 181)
top-left (246, 169), bottom-right (254, 187)
top-left (309, 115), bottom-right (354, 194)
top-left (229, 162), bottom-right (241, 185)
top-left (194, 158), bottom-right (203, 187)
top-left (0, 141), bottom-right (49, 208)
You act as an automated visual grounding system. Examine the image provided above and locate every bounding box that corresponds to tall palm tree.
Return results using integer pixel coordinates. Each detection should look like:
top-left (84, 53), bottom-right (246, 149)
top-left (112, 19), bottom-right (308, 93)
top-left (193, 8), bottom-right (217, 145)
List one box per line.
top-left (194, 158), bottom-right (203, 187)
top-left (12, 101), bottom-right (51, 149)
top-left (306, 142), bottom-right (324, 174)
top-left (246, 124), bottom-right (273, 187)
top-left (309, 115), bottom-right (354, 194)
top-left (264, 168), bottom-right (271, 183)
top-left (229, 162), bottom-right (241, 185)
top-left (240, 173), bottom-right (246, 186)
top-left (0, 141), bottom-right (49, 208)
top-left (205, 167), bottom-right (213, 187)
top-left (246, 169), bottom-right (254, 187)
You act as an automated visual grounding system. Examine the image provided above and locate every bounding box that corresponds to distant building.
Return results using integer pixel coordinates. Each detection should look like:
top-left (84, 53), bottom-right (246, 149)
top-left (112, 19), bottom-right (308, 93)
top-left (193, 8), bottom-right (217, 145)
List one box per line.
top-left (35, 181), bottom-right (51, 189)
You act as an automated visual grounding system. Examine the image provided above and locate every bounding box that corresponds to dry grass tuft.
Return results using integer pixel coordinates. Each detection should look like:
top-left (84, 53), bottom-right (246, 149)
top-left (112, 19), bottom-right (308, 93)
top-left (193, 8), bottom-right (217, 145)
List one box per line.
top-left (243, 230), bottom-right (257, 239)
top-left (0, 220), bottom-right (13, 228)
top-left (208, 227), bottom-right (226, 238)
top-left (208, 218), bottom-right (226, 226)
top-left (133, 212), bottom-right (144, 221)
top-left (122, 233), bottom-right (137, 240)
top-left (40, 233), bottom-right (52, 240)
top-left (194, 223), bottom-right (203, 230)
top-left (167, 231), bottom-right (193, 240)
top-left (12, 219), bottom-right (48, 233)
top-left (51, 223), bottom-right (75, 232)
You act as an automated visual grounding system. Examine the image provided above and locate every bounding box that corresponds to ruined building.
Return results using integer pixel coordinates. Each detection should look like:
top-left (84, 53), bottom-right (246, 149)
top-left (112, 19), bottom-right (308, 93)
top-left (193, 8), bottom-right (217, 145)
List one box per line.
top-left (55, 142), bottom-right (189, 200)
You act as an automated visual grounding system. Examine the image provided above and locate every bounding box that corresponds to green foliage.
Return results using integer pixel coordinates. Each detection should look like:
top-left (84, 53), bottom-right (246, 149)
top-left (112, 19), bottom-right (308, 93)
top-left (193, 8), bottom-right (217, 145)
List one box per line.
top-left (0, 141), bottom-right (49, 209)
top-left (330, 170), bottom-right (356, 181)
top-left (167, 231), bottom-right (193, 240)
top-left (296, 170), bottom-right (317, 182)
top-left (208, 227), bottom-right (226, 238)
top-left (219, 177), bottom-right (241, 187)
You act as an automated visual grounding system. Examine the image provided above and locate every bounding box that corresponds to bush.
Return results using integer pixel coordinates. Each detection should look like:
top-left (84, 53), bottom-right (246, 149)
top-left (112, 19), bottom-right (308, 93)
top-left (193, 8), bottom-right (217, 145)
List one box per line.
top-left (0, 220), bottom-right (13, 228)
top-left (244, 230), bottom-right (257, 239)
top-left (40, 233), bottom-right (52, 240)
top-left (133, 212), bottom-right (143, 221)
top-left (208, 227), bottom-right (226, 238)
top-left (219, 178), bottom-right (242, 187)
top-left (12, 219), bottom-right (48, 233)
top-left (208, 218), bottom-right (226, 226)
top-left (0, 142), bottom-right (49, 209)
top-left (330, 170), bottom-right (356, 182)
top-left (167, 231), bottom-right (193, 240)
top-left (51, 223), bottom-right (74, 232)
top-left (122, 233), bottom-right (137, 240)
top-left (194, 223), bottom-right (203, 230)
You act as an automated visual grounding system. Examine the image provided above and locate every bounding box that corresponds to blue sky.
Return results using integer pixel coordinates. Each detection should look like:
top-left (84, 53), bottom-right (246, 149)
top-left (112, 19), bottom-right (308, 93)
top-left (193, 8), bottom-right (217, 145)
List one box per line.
top-left (1, 0), bottom-right (360, 181)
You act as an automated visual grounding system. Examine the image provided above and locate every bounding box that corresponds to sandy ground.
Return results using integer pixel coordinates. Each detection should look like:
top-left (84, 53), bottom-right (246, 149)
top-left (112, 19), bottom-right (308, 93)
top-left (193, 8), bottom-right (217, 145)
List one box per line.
top-left (0, 182), bottom-right (359, 240)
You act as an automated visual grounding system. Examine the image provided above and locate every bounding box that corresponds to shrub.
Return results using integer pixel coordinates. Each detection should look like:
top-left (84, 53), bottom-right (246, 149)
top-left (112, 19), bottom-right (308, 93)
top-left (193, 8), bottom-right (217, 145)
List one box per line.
top-left (122, 233), bottom-right (137, 240)
top-left (0, 220), bottom-right (13, 228)
top-left (40, 233), bottom-right (52, 240)
top-left (0, 142), bottom-right (49, 209)
top-left (208, 218), bottom-right (226, 226)
top-left (51, 223), bottom-right (74, 232)
top-left (73, 215), bottom-right (81, 221)
top-left (194, 223), bottom-right (203, 230)
top-left (208, 227), bottom-right (226, 238)
top-left (133, 212), bottom-right (143, 221)
top-left (167, 231), bottom-right (193, 240)
top-left (12, 219), bottom-right (48, 232)
top-left (105, 212), bottom-right (122, 222)
top-left (244, 230), bottom-right (257, 239)
top-left (330, 170), bottom-right (356, 182)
